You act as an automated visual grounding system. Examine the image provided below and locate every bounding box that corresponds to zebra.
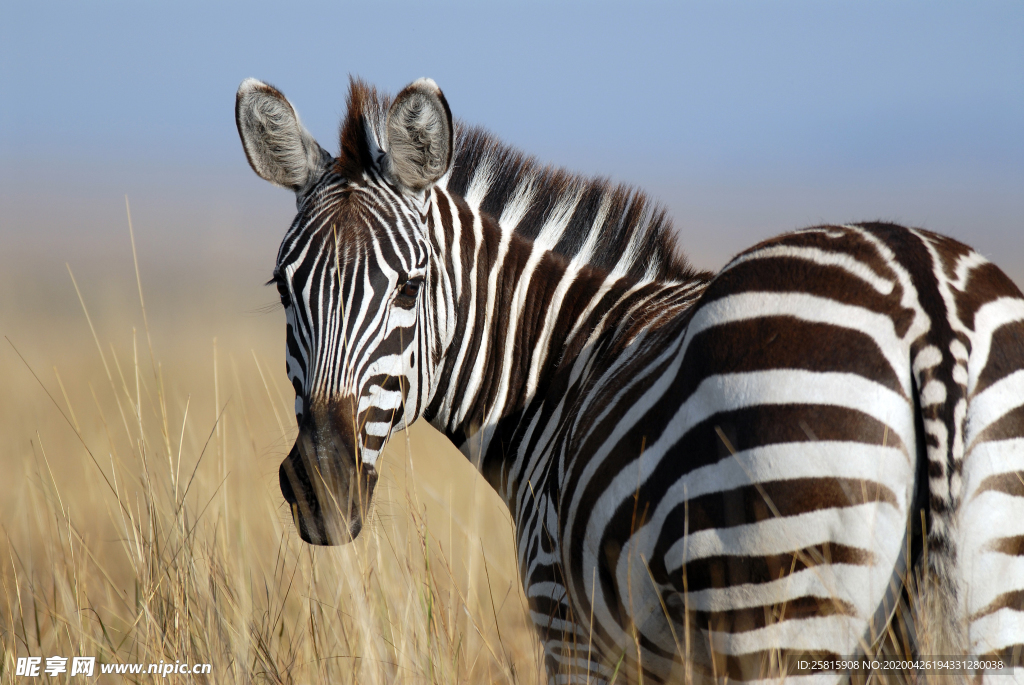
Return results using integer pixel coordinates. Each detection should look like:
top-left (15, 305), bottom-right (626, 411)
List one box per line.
top-left (235, 75), bottom-right (1024, 683)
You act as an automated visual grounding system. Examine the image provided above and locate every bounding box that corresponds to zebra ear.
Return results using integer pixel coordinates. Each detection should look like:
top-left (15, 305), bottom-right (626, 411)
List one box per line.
top-left (235, 78), bottom-right (332, 195)
top-left (386, 78), bottom-right (453, 192)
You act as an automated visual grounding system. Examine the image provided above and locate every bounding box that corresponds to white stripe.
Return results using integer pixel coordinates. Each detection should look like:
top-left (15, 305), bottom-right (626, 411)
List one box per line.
top-left (724, 244), bottom-right (895, 296)
top-left (497, 173), bottom-right (537, 232)
top-left (968, 608), bottom-right (1024, 658)
top-left (682, 563), bottom-right (877, 613)
top-left (663, 501), bottom-right (900, 571)
top-left (951, 249), bottom-right (991, 290)
top-left (438, 205), bottom-right (484, 426)
top-left (921, 379), bottom-right (948, 406)
top-left (534, 184), bottom-right (583, 251)
top-left (684, 291), bottom-right (915, 397)
top-left (463, 155), bottom-right (493, 207)
top-left (690, 440), bottom-right (910, 504)
top-left (968, 297), bottom-right (1024, 395)
top-left (708, 614), bottom-right (864, 656)
top-left (357, 387), bottom-right (403, 413)
top-left (963, 438), bottom-right (1024, 501)
top-left (967, 370), bottom-right (1024, 444)
top-left (363, 421), bottom-right (393, 437)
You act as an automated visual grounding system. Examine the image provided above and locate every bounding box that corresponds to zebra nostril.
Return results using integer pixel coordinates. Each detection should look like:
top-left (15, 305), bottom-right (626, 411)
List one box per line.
top-left (280, 454), bottom-right (322, 544)
top-left (280, 464), bottom-right (295, 504)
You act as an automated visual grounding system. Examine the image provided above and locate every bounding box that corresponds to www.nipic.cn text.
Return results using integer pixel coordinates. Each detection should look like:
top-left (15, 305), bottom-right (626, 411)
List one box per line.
top-left (15, 657), bottom-right (212, 677)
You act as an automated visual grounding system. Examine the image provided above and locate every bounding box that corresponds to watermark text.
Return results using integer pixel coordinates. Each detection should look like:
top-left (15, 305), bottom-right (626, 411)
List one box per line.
top-left (16, 657), bottom-right (211, 678)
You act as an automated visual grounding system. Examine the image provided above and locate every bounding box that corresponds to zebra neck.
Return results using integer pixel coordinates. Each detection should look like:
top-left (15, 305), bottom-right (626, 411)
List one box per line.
top-left (422, 191), bottom-right (704, 502)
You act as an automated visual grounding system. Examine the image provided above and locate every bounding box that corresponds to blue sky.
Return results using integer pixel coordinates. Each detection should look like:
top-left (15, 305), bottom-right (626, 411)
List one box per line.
top-left (1, 1), bottom-right (1022, 283)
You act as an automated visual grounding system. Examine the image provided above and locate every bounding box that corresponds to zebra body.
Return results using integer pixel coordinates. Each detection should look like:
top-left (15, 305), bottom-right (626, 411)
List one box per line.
top-left (235, 77), bottom-right (1024, 683)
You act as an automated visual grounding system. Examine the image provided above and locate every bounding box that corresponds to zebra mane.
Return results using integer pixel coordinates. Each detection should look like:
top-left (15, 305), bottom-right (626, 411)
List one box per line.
top-left (337, 78), bottom-right (704, 283)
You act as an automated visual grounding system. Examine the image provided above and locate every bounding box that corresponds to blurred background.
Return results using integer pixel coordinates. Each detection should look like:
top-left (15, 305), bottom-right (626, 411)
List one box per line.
top-left (2, 0), bottom-right (1022, 288)
top-left (1, 1), bottom-right (1021, 681)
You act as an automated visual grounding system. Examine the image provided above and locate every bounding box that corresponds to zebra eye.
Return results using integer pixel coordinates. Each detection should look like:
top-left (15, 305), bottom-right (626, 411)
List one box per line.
top-left (276, 279), bottom-right (291, 307)
top-left (399, 279), bottom-right (422, 299)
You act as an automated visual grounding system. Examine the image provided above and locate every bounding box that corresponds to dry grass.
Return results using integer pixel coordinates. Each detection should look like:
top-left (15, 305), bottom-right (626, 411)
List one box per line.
top-left (0, 215), bottom-right (964, 685)
top-left (0, 223), bottom-right (542, 684)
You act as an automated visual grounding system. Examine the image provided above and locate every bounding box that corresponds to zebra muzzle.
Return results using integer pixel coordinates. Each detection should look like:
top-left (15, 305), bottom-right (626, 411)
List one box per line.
top-left (280, 424), bottom-right (377, 545)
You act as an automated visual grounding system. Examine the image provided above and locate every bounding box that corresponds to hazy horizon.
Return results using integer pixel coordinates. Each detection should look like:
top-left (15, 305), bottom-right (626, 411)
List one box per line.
top-left (2, 1), bottom-right (1022, 287)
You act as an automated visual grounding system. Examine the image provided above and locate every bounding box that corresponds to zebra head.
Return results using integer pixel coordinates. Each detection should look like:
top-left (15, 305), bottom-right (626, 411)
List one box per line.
top-left (236, 77), bottom-right (453, 545)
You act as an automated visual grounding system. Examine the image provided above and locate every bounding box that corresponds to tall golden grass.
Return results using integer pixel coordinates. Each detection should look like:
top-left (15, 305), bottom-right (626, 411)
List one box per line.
top-left (0, 215), bottom-right (542, 683)
top-left (0, 209), bottom-right (970, 685)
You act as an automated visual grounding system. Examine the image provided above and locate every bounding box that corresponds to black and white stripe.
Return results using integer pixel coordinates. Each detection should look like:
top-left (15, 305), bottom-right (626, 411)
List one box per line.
top-left (236, 76), bottom-right (1024, 684)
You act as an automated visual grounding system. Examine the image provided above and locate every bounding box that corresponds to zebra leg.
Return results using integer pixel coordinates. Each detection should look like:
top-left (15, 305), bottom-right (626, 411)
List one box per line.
top-left (959, 295), bottom-right (1024, 682)
top-left (530, 587), bottom-right (614, 685)
top-left (541, 636), bottom-right (612, 685)
top-left (895, 229), bottom-right (1024, 680)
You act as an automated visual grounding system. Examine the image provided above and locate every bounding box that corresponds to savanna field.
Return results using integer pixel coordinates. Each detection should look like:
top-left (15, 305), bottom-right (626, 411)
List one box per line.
top-left (1, 208), bottom-right (1020, 685)
top-left (0, 211), bottom-right (543, 684)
